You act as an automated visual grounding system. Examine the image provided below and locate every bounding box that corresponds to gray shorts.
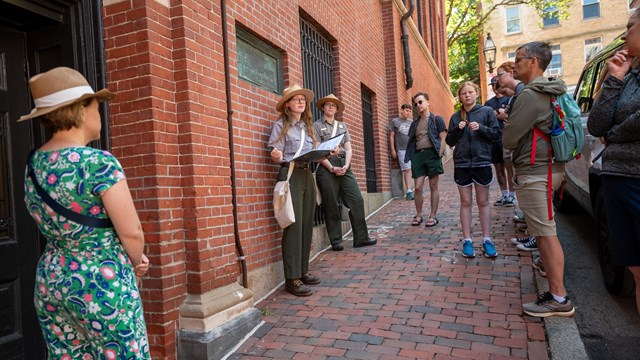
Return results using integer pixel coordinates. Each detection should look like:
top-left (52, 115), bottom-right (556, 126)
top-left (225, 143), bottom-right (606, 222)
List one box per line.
top-left (397, 149), bottom-right (411, 171)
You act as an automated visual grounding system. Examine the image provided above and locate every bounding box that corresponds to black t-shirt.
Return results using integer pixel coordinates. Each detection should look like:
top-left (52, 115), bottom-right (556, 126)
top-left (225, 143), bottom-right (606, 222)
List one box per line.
top-left (484, 96), bottom-right (509, 130)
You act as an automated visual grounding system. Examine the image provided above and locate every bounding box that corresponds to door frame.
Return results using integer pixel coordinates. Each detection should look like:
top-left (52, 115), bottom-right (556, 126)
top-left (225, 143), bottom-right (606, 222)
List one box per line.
top-left (0, 1), bottom-right (110, 358)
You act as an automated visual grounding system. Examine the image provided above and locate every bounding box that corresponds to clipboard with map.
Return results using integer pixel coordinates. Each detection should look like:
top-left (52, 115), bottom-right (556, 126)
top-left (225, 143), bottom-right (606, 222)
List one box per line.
top-left (291, 133), bottom-right (345, 163)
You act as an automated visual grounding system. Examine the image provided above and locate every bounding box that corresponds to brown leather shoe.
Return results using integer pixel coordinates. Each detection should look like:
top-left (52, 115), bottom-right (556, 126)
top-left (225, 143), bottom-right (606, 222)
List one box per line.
top-left (285, 279), bottom-right (313, 296)
top-left (353, 237), bottom-right (377, 248)
top-left (300, 273), bottom-right (321, 285)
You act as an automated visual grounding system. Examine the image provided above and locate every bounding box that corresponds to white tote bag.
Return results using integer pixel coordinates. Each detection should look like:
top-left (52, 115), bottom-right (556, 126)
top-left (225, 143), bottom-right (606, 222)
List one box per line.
top-left (330, 121), bottom-right (350, 220)
top-left (273, 164), bottom-right (296, 228)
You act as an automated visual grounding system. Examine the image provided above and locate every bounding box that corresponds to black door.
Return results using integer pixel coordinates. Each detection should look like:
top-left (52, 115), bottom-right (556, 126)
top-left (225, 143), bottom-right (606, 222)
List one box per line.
top-left (0, 1), bottom-right (107, 358)
top-left (0, 23), bottom-right (46, 360)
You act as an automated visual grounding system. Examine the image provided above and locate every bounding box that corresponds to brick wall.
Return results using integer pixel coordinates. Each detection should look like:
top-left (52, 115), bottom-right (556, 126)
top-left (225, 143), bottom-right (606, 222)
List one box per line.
top-left (102, 0), bottom-right (453, 358)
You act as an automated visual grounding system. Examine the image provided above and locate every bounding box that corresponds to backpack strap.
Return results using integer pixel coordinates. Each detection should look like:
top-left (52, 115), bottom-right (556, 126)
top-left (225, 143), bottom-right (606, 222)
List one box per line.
top-left (551, 97), bottom-right (565, 130)
top-left (27, 150), bottom-right (114, 228)
top-left (545, 157), bottom-right (554, 221)
top-left (530, 128), bottom-right (550, 165)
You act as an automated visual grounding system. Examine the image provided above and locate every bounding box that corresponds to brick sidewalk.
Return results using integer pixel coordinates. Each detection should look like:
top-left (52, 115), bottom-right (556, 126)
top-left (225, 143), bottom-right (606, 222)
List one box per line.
top-left (229, 161), bottom-right (548, 360)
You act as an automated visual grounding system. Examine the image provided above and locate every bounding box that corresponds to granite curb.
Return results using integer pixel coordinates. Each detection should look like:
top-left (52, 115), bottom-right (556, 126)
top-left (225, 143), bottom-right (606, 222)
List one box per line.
top-left (531, 254), bottom-right (589, 359)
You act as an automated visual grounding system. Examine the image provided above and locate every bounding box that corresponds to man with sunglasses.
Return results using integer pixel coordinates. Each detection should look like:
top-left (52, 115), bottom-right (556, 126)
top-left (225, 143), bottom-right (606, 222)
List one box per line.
top-left (503, 42), bottom-right (575, 318)
top-left (404, 92), bottom-right (447, 227)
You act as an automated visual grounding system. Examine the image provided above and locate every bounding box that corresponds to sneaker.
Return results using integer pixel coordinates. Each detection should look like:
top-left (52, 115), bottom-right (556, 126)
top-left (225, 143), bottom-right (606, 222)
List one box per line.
top-left (511, 235), bottom-right (535, 245)
top-left (504, 196), bottom-right (516, 207)
top-left (462, 240), bottom-right (475, 258)
top-left (516, 237), bottom-right (538, 251)
top-left (523, 291), bottom-right (575, 318)
top-left (513, 213), bottom-right (526, 223)
top-left (406, 190), bottom-right (414, 200)
top-left (494, 195), bottom-right (507, 206)
top-left (532, 256), bottom-right (547, 277)
top-left (482, 240), bottom-right (498, 258)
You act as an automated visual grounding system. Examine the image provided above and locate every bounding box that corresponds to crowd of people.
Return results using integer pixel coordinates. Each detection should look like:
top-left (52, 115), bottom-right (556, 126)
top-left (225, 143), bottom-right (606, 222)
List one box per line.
top-left (16, 6), bottom-right (639, 358)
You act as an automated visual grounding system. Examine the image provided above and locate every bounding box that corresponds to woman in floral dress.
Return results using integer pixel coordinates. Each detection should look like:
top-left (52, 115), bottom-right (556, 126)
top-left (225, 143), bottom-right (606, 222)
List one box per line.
top-left (18, 67), bottom-right (150, 359)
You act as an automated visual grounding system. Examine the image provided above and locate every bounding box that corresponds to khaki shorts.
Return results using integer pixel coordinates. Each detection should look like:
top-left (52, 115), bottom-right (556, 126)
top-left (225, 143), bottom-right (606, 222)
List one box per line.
top-left (513, 172), bottom-right (564, 237)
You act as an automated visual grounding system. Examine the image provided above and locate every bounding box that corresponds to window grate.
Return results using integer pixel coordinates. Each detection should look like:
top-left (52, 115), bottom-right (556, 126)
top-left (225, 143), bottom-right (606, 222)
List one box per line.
top-left (361, 87), bottom-right (377, 193)
top-left (300, 17), bottom-right (334, 225)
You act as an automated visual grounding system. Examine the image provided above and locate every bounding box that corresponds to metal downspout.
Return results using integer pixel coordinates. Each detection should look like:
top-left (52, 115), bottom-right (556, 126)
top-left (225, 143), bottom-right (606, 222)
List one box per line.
top-left (401, 0), bottom-right (415, 90)
top-left (221, 0), bottom-right (248, 288)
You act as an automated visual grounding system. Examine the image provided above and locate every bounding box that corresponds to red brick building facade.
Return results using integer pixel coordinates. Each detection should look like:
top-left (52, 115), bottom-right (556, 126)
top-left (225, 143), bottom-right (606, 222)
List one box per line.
top-left (1, 0), bottom-right (453, 359)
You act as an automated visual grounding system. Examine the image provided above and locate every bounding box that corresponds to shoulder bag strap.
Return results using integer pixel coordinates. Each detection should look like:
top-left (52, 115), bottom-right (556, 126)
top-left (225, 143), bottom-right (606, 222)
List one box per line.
top-left (27, 150), bottom-right (114, 228)
top-left (287, 127), bottom-right (307, 180)
top-left (331, 120), bottom-right (338, 137)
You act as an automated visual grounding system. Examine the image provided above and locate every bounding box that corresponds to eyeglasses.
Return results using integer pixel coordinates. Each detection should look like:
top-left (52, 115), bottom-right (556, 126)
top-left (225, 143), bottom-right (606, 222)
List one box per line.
top-left (414, 100), bottom-right (425, 107)
top-left (324, 103), bottom-right (337, 108)
top-left (289, 97), bottom-right (306, 103)
top-left (514, 56), bottom-right (534, 63)
top-left (496, 72), bottom-right (508, 78)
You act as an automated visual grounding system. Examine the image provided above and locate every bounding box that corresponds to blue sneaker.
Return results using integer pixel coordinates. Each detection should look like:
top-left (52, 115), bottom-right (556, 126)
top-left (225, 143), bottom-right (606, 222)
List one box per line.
top-left (406, 190), bottom-right (414, 200)
top-left (482, 240), bottom-right (498, 258)
top-left (462, 240), bottom-right (475, 258)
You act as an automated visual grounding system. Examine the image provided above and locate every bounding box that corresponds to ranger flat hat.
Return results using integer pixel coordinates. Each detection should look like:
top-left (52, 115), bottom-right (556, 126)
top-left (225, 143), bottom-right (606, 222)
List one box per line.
top-left (275, 84), bottom-right (314, 112)
top-left (18, 67), bottom-right (115, 122)
top-left (316, 94), bottom-right (345, 114)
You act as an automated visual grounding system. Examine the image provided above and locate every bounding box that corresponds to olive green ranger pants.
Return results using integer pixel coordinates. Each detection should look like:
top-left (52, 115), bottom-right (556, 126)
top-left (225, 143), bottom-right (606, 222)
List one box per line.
top-left (316, 157), bottom-right (369, 246)
top-left (278, 165), bottom-right (315, 280)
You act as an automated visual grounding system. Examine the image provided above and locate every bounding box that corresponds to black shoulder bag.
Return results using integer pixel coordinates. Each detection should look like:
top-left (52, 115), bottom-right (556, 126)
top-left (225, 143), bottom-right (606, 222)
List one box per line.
top-left (27, 150), bottom-right (113, 228)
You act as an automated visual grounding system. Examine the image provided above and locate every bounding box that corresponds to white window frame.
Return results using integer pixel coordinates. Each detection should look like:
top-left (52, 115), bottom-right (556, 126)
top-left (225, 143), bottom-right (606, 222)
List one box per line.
top-left (584, 37), bottom-right (602, 62)
top-left (546, 45), bottom-right (562, 78)
top-left (506, 6), bottom-right (521, 34)
top-left (507, 52), bottom-right (516, 60)
top-left (582, 0), bottom-right (600, 20)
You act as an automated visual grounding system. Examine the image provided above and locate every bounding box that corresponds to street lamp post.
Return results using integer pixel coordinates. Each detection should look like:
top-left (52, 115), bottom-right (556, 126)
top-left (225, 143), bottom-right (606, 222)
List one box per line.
top-left (483, 33), bottom-right (497, 74)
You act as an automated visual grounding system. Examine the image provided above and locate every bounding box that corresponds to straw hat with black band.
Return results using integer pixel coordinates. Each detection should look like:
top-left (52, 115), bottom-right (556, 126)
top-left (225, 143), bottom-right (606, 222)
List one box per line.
top-left (18, 67), bottom-right (115, 122)
top-left (316, 93), bottom-right (345, 114)
top-left (275, 84), bottom-right (314, 112)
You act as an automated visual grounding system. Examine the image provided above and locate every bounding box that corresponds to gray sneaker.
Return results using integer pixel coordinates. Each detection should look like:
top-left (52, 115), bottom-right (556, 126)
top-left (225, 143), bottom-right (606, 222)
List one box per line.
top-left (523, 291), bottom-right (575, 317)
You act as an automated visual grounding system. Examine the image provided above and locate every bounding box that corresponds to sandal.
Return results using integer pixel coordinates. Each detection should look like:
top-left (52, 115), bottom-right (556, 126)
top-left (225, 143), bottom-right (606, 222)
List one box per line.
top-left (411, 216), bottom-right (423, 226)
top-left (425, 217), bottom-right (439, 227)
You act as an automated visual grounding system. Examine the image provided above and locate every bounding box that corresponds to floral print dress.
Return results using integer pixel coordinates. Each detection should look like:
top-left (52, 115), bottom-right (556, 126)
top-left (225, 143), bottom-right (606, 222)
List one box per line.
top-left (24, 147), bottom-right (150, 360)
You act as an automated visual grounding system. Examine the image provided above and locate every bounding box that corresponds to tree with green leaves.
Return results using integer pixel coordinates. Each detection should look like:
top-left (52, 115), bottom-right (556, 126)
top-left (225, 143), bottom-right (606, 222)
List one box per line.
top-left (446, 0), bottom-right (573, 96)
